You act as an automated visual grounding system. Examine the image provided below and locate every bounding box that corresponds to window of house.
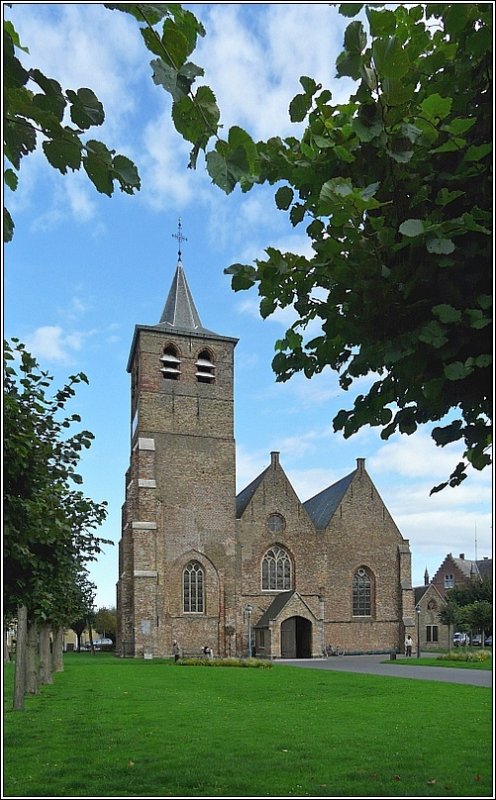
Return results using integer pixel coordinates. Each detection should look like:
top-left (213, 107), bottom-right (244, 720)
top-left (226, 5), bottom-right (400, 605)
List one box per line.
top-left (352, 567), bottom-right (372, 616)
top-left (426, 625), bottom-right (438, 642)
top-left (262, 546), bottom-right (291, 591)
top-left (444, 574), bottom-right (454, 589)
top-left (196, 349), bottom-right (215, 383)
top-left (160, 345), bottom-right (181, 380)
top-left (183, 561), bottom-right (204, 613)
top-left (427, 599), bottom-right (437, 611)
top-left (267, 513), bottom-right (285, 534)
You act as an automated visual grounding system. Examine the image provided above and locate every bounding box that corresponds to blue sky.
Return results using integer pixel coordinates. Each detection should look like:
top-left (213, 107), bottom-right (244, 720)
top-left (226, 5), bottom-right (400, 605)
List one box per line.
top-left (4, 3), bottom-right (492, 609)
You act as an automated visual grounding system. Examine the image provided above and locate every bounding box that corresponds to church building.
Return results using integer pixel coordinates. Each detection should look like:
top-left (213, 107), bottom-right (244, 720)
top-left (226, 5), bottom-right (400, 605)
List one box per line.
top-left (116, 247), bottom-right (415, 659)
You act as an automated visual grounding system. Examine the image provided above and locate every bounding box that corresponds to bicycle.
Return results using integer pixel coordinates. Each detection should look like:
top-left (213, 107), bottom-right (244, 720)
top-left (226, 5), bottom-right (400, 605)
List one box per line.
top-left (323, 644), bottom-right (344, 657)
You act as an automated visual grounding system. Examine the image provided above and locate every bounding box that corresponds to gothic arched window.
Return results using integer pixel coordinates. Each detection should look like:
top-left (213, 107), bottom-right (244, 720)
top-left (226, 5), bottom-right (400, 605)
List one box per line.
top-left (352, 567), bottom-right (373, 616)
top-left (262, 546), bottom-right (292, 591)
top-left (183, 561), bottom-right (204, 613)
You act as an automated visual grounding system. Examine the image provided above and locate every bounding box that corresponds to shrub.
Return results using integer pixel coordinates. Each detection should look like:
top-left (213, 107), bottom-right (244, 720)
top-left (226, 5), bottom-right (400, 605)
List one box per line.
top-left (177, 656), bottom-right (272, 668)
top-left (438, 649), bottom-right (492, 663)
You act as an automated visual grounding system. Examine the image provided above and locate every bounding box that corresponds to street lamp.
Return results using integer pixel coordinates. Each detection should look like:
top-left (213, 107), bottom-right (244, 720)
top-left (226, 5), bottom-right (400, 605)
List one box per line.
top-left (416, 604), bottom-right (421, 659)
top-left (244, 604), bottom-right (253, 657)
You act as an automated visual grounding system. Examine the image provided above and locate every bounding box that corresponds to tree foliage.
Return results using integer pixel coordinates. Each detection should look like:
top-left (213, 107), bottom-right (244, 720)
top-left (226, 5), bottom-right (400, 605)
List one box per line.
top-left (3, 15), bottom-right (141, 242)
top-left (3, 339), bottom-right (111, 623)
top-left (110, 2), bottom-right (492, 492)
top-left (448, 575), bottom-right (492, 606)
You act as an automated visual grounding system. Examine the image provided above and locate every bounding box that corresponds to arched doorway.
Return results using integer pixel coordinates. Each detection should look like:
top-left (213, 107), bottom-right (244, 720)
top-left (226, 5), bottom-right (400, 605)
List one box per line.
top-left (280, 616), bottom-right (312, 658)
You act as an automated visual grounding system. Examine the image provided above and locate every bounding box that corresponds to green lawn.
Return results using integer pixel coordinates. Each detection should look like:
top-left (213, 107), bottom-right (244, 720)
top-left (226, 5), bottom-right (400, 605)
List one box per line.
top-left (3, 653), bottom-right (493, 797)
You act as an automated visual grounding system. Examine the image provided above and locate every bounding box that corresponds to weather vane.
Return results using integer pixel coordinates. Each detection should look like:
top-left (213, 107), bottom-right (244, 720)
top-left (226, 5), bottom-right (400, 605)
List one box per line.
top-left (172, 218), bottom-right (187, 261)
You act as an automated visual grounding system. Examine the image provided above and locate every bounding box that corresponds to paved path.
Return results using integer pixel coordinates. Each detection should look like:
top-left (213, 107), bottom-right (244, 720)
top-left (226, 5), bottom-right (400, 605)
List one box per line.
top-left (278, 654), bottom-right (493, 688)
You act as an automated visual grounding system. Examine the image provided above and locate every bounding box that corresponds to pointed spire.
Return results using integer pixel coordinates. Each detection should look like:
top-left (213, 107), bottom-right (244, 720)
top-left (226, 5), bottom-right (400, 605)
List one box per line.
top-left (159, 260), bottom-right (203, 330)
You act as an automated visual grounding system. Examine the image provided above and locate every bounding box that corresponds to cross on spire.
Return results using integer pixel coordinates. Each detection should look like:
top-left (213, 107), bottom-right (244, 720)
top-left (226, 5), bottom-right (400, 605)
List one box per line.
top-left (172, 217), bottom-right (187, 261)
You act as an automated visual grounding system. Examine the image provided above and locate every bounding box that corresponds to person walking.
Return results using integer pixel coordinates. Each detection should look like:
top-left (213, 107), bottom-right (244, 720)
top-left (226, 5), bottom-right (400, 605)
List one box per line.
top-left (172, 640), bottom-right (181, 662)
top-left (404, 634), bottom-right (413, 657)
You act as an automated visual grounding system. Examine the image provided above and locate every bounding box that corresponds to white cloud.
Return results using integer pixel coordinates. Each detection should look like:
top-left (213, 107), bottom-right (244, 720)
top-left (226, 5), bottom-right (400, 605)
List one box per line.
top-left (23, 326), bottom-right (93, 365)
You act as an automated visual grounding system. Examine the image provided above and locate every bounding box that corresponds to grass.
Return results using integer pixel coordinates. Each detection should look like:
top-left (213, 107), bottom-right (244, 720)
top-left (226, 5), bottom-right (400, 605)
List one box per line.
top-left (389, 655), bottom-right (492, 670)
top-left (3, 653), bottom-right (492, 798)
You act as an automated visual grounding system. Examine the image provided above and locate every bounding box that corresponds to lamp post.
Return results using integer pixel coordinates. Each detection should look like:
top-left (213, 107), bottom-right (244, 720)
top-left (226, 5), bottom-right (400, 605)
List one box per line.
top-left (416, 604), bottom-right (421, 659)
top-left (244, 604), bottom-right (253, 657)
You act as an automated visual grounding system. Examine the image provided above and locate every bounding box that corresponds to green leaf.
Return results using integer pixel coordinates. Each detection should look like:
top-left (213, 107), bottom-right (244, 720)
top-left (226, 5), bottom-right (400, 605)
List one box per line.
top-left (444, 362), bottom-right (471, 381)
top-left (344, 21), bottom-right (367, 54)
top-left (399, 219), bottom-right (424, 237)
top-left (112, 155), bottom-right (140, 194)
top-left (464, 143), bottom-right (492, 162)
top-left (83, 139), bottom-right (113, 195)
top-left (289, 204), bottom-right (306, 226)
top-left (205, 151), bottom-right (236, 194)
top-left (335, 50), bottom-right (362, 81)
top-left (275, 186), bottom-right (294, 211)
top-left (426, 237), bottom-right (455, 254)
top-left (434, 188), bottom-right (464, 206)
top-left (4, 168), bottom-right (18, 192)
top-left (42, 135), bottom-right (82, 174)
top-left (66, 88), bottom-right (105, 129)
top-left (4, 207), bottom-right (14, 243)
top-left (339, 4), bottom-right (363, 18)
top-left (420, 93), bottom-right (452, 121)
top-left (160, 19), bottom-right (191, 68)
top-left (299, 75), bottom-right (318, 95)
top-left (432, 304), bottom-right (462, 323)
top-left (289, 93), bottom-right (312, 123)
top-left (372, 36), bottom-right (410, 79)
top-left (366, 8), bottom-right (396, 36)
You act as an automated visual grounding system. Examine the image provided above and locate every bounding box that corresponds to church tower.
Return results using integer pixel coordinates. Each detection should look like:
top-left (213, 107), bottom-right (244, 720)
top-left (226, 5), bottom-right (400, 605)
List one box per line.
top-left (117, 227), bottom-right (238, 657)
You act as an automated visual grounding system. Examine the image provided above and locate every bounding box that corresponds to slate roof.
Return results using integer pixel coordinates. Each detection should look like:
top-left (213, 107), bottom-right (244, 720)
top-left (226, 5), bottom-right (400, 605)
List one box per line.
top-left (253, 591), bottom-right (294, 628)
top-left (453, 556), bottom-right (493, 581)
top-left (303, 470), bottom-right (356, 530)
top-left (158, 260), bottom-right (219, 337)
top-left (235, 467), bottom-right (270, 518)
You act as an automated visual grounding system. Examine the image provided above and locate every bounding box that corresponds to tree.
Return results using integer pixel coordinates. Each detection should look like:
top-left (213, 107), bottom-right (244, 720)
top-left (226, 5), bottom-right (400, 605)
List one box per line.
top-left (437, 599), bottom-right (460, 653)
top-left (460, 601), bottom-right (492, 645)
top-left (448, 575), bottom-right (492, 606)
top-left (3, 15), bottom-right (141, 242)
top-left (3, 338), bottom-right (110, 707)
top-left (109, 2), bottom-right (491, 493)
top-left (94, 607), bottom-right (117, 643)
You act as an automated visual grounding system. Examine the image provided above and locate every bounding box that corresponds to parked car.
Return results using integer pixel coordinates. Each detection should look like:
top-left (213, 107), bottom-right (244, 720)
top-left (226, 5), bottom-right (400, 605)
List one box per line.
top-left (453, 632), bottom-right (470, 646)
top-left (471, 634), bottom-right (482, 646)
top-left (484, 635), bottom-right (492, 647)
top-left (92, 638), bottom-right (113, 650)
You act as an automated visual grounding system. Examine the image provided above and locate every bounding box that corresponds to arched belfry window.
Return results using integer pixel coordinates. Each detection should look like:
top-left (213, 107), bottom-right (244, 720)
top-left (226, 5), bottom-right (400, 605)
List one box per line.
top-left (183, 561), bottom-right (204, 613)
top-left (160, 345), bottom-right (181, 380)
top-left (196, 349), bottom-right (215, 384)
top-left (352, 567), bottom-right (373, 616)
top-left (262, 546), bottom-right (292, 591)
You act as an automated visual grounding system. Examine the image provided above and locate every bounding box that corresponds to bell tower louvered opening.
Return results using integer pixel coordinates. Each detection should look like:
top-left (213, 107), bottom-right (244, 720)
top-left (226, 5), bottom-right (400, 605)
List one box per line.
top-left (196, 349), bottom-right (215, 384)
top-left (160, 345), bottom-right (181, 380)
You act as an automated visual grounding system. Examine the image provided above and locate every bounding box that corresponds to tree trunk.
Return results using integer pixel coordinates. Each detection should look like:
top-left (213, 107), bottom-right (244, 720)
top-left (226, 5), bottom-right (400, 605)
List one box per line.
top-left (13, 605), bottom-right (28, 710)
top-left (4, 626), bottom-right (11, 663)
top-left (38, 624), bottom-right (53, 685)
top-left (52, 626), bottom-right (64, 672)
top-left (26, 620), bottom-right (39, 694)
top-left (88, 621), bottom-right (95, 655)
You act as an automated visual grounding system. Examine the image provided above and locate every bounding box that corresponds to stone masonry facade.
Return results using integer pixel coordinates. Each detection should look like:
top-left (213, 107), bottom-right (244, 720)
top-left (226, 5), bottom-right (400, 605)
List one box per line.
top-left (116, 260), bottom-right (415, 659)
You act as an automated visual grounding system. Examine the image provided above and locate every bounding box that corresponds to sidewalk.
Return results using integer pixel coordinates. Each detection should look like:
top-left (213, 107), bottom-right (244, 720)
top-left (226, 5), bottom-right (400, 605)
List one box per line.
top-left (278, 653), bottom-right (493, 688)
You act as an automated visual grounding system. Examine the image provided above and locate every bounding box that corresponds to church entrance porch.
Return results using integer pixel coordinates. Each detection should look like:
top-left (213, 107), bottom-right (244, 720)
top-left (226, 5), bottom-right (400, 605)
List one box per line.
top-left (281, 616), bottom-right (312, 659)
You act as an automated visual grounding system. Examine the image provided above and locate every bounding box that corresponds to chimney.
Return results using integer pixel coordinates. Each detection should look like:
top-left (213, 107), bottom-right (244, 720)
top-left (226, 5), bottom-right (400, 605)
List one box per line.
top-left (356, 458), bottom-right (365, 472)
top-left (270, 451), bottom-right (280, 469)
top-left (459, 553), bottom-right (465, 560)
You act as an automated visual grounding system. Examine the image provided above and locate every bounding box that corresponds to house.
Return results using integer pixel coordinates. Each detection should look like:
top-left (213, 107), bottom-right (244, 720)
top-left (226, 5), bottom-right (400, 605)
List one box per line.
top-left (116, 248), bottom-right (415, 659)
top-left (415, 553), bottom-right (493, 650)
